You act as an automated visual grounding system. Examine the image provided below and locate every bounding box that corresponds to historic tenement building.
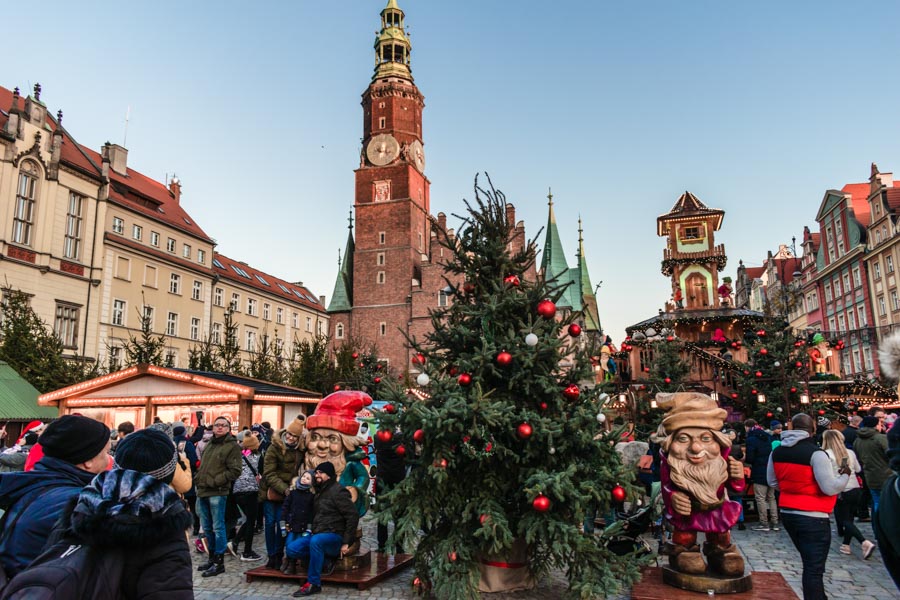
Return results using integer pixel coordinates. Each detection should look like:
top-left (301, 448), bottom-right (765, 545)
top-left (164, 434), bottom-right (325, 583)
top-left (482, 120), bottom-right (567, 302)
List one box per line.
top-left (0, 84), bottom-right (327, 369)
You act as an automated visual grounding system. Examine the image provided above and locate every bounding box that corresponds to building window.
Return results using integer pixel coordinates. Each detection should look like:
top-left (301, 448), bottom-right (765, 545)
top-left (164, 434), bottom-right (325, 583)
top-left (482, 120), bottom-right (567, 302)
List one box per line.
top-left (197, 249), bottom-right (206, 264)
top-left (864, 346), bottom-right (873, 370)
top-left (379, 116), bottom-right (386, 129)
top-left (438, 289), bottom-right (449, 307)
top-left (837, 313), bottom-right (845, 331)
top-left (879, 296), bottom-right (886, 316)
top-left (377, 253), bottom-right (385, 266)
top-left (132, 224), bottom-right (142, 241)
top-left (115, 256), bottom-right (131, 280)
top-left (874, 262), bottom-right (882, 280)
top-left (292, 313), bottom-right (299, 329)
top-left (847, 310), bottom-right (856, 330)
top-left (380, 322), bottom-right (386, 336)
top-left (212, 322), bottom-right (222, 344)
top-left (190, 317), bottom-right (200, 341)
top-left (63, 193), bottom-right (83, 260)
top-left (108, 346), bottom-right (122, 371)
top-left (379, 232), bottom-right (386, 245)
top-left (150, 231), bottom-right (160, 247)
top-left (852, 267), bottom-right (861, 288)
top-left (892, 290), bottom-right (899, 311)
top-left (247, 298), bottom-right (258, 316)
top-left (112, 299), bottom-right (126, 326)
top-left (166, 238), bottom-right (176, 253)
top-left (192, 280), bottom-right (203, 301)
top-left (183, 244), bottom-right (191, 259)
top-left (143, 306), bottom-right (155, 329)
top-left (682, 226), bottom-right (700, 240)
top-left (166, 312), bottom-right (178, 336)
top-left (306, 316), bottom-right (312, 332)
top-left (276, 307), bottom-right (284, 325)
top-left (842, 272), bottom-right (851, 294)
top-left (51, 323), bottom-right (82, 366)
top-left (317, 321), bottom-right (323, 335)
top-left (336, 323), bottom-right (344, 339)
top-left (165, 350), bottom-right (177, 368)
top-left (377, 271), bottom-right (385, 284)
top-left (859, 306), bottom-right (868, 327)
top-left (263, 303), bottom-right (271, 321)
top-left (214, 287), bottom-right (223, 306)
top-left (13, 165), bottom-right (39, 245)
top-left (824, 283), bottom-right (832, 303)
top-left (143, 265), bottom-right (158, 288)
top-left (246, 329), bottom-right (257, 351)
top-left (888, 255), bottom-right (895, 274)
top-left (112, 217), bottom-right (124, 236)
top-left (169, 273), bottom-right (182, 295)
top-left (231, 293), bottom-right (240, 311)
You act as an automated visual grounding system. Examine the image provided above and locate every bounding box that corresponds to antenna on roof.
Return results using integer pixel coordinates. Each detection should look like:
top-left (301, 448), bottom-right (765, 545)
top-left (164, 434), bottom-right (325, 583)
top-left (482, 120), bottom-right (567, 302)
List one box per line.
top-left (123, 105), bottom-right (130, 146)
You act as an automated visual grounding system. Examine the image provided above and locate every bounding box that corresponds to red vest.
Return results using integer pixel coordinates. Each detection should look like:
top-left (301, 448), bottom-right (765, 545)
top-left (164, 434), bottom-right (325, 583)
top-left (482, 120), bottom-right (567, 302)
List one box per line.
top-left (772, 439), bottom-right (837, 513)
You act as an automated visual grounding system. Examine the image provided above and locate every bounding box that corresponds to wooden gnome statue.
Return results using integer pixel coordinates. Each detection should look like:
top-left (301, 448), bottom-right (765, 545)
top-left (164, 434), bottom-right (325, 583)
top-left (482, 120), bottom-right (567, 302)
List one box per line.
top-left (656, 392), bottom-right (746, 577)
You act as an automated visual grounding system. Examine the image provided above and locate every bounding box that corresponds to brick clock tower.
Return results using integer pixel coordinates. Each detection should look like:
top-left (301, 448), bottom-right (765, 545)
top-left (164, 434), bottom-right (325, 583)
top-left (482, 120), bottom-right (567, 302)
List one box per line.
top-left (328, 0), bottom-right (433, 373)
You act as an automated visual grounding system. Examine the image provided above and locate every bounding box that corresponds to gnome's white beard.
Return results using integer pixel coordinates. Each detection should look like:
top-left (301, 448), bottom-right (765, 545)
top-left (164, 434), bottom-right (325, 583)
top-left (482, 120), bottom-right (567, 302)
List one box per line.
top-left (305, 449), bottom-right (347, 479)
top-left (668, 453), bottom-right (728, 506)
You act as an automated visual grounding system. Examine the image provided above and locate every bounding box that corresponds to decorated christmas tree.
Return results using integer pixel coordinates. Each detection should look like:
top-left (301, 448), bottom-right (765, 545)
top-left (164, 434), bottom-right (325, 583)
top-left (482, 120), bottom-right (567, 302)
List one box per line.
top-left (375, 178), bottom-right (643, 599)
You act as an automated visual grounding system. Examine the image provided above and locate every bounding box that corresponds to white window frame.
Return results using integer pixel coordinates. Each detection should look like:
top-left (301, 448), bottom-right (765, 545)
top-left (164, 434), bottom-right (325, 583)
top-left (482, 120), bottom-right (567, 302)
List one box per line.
top-left (192, 280), bottom-right (203, 301)
top-left (13, 165), bottom-right (39, 245)
top-left (247, 298), bottom-right (258, 316)
top-left (112, 217), bottom-right (124, 235)
top-left (132, 224), bottom-right (142, 241)
top-left (169, 273), bottom-right (182, 295)
top-left (214, 287), bottom-right (223, 306)
top-left (190, 317), bottom-right (201, 341)
top-left (150, 231), bottom-right (160, 247)
top-left (112, 299), bottom-right (126, 326)
top-left (166, 238), bottom-right (176, 253)
top-left (63, 192), bottom-right (83, 260)
top-left (166, 312), bottom-right (178, 336)
top-left (276, 307), bottom-right (284, 325)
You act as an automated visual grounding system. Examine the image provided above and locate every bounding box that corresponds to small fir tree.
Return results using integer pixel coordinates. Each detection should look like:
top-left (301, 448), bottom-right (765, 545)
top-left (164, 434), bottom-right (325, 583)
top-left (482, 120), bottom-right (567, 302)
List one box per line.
top-left (375, 178), bottom-right (642, 600)
top-left (734, 321), bottom-right (807, 423)
top-left (217, 307), bottom-right (243, 375)
top-left (247, 328), bottom-right (287, 383)
top-left (122, 303), bottom-right (167, 367)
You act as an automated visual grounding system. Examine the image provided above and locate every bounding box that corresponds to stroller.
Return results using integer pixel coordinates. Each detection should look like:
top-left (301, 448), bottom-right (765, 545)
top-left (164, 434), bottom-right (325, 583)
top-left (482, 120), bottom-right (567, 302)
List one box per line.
top-left (602, 482), bottom-right (662, 556)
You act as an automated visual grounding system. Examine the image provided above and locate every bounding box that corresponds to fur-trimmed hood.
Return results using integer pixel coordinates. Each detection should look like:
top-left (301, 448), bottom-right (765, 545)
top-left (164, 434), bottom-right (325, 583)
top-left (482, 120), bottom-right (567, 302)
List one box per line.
top-left (68, 469), bottom-right (191, 548)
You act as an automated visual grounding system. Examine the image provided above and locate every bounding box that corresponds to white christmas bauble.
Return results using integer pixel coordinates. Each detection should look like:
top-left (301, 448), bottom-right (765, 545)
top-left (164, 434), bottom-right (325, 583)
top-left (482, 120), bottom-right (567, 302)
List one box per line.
top-left (416, 372), bottom-right (430, 386)
top-left (597, 412), bottom-right (607, 423)
top-left (776, 407), bottom-right (783, 413)
top-left (549, 447), bottom-right (556, 455)
top-left (525, 333), bottom-right (539, 347)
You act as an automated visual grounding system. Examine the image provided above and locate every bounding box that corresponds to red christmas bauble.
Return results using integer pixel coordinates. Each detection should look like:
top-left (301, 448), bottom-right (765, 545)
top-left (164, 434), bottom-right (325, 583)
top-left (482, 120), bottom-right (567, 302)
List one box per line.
top-left (351, 352), bottom-right (359, 360)
top-left (664, 377), bottom-right (671, 384)
top-left (731, 342), bottom-right (738, 349)
top-left (751, 389), bottom-right (758, 395)
top-left (376, 430), bottom-right (393, 443)
top-left (413, 429), bottom-right (425, 443)
top-left (395, 444), bottom-right (406, 457)
top-left (568, 323), bottom-right (582, 337)
top-left (333, 384), bottom-right (341, 391)
top-left (790, 387), bottom-right (797, 393)
top-left (503, 274), bottom-right (520, 287)
top-left (413, 577), bottom-right (421, 587)
top-left (517, 423), bottom-right (533, 439)
top-left (766, 412), bottom-right (773, 418)
top-left (458, 373), bottom-right (472, 386)
top-left (435, 458), bottom-right (448, 469)
top-left (796, 361), bottom-right (803, 368)
top-left (374, 376), bottom-right (382, 384)
top-left (666, 336), bottom-right (674, 342)
top-left (536, 299), bottom-right (557, 319)
top-left (644, 367), bottom-right (651, 373)
top-left (463, 282), bottom-right (475, 294)
top-left (376, 363), bottom-right (383, 370)
top-left (563, 384), bottom-right (580, 401)
top-left (496, 351), bottom-right (513, 366)
top-left (412, 352), bottom-right (426, 365)
top-left (449, 366), bottom-right (459, 376)
top-left (757, 330), bottom-right (767, 337)
top-left (359, 362), bottom-right (365, 368)
top-left (448, 551), bottom-right (458, 562)
top-left (731, 392), bottom-right (738, 399)
top-left (539, 401), bottom-right (548, 411)
top-left (611, 485), bottom-right (626, 503)
top-left (479, 514), bottom-right (489, 525)
top-left (818, 409), bottom-right (826, 416)
top-left (384, 403), bottom-right (396, 414)
top-left (532, 494), bottom-right (551, 512)
top-left (760, 348), bottom-right (768, 355)
top-left (755, 371), bottom-right (763, 377)
top-left (743, 370), bottom-right (750, 376)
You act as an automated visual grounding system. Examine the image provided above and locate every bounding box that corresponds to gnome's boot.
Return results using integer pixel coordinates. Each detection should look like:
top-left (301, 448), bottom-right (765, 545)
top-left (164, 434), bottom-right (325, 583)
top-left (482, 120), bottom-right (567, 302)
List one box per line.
top-left (704, 542), bottom-right (744, 577)
top-left (669, 544), bottom-right (706, 574)
top-left (202, 553), bottom-right (225, 577)
top-left (197, 549), bottom-right (215, 572)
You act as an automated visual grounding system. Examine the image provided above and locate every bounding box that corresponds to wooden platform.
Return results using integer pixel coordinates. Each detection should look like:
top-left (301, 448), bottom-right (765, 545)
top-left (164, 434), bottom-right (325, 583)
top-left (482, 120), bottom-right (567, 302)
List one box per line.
top-left (633, 567), bottom-right (799, 599)
top-left (244, 552), bottom-right (414, 590)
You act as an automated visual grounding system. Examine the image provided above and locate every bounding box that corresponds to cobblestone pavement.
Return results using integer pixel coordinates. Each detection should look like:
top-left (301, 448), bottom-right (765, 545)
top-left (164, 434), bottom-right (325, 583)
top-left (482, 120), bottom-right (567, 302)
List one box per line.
top-left (193, 516), bottom-right (899, 599)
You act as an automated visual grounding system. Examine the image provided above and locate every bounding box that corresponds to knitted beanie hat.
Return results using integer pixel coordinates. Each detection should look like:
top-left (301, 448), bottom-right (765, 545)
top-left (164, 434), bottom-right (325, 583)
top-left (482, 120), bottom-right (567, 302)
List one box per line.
top-left (114, 428), bottom-right (179, 484)
top-left (285, 414), bottom-right (306, 438)
top-left (40, 415), bottom-right (111, 465)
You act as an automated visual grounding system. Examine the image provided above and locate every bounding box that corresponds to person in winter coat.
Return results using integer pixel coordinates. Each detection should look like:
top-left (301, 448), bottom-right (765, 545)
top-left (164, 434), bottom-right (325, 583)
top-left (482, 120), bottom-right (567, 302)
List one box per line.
top-left (854, 416), bottom-right (892, 514)
top-left (822, 430), bottom-right (875, 559)
top-left (744, 419), bottom-right (778, 531)
top-left (228, 431), bottom-right (263, 562)
top-left (374, 433), bottom-right (407, 553)
top-left (873, 416), bottom-right (900, 590)
top-left (173, 424), bottom-right (200, 535)
top-left (259, 416), bottom-right (306, 569)
top-left (0, 432), bottom-right (38, 473)
top-left (292, 461), bottom-right (360, 597)
top-left (22, 428), bottom-right (194, 599)
top-left (281, 470), bottom-right (316, 575)
top-left (194, 416), bottom-right (242, 578)
top-left (0, 415), bottom-right (111, 579)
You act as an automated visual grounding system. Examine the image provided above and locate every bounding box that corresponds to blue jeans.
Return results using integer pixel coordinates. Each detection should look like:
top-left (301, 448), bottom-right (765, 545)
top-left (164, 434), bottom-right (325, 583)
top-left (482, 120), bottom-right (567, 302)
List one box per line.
top-left (285, 532), bottom-right (342, 586)
top-left (870, 489), bottom-right (881, 515)
top-left (263, 500), bottom-right (284, 557)
top-left (781, 512), bottom-right (831, 600)
top-left (196, 495), bottom-right (228, 555)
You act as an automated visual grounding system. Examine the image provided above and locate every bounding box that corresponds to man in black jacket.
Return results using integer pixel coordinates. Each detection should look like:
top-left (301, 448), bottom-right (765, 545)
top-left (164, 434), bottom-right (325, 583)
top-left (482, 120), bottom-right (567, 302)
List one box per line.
top-left (293, 461), bottom-right (359, 597)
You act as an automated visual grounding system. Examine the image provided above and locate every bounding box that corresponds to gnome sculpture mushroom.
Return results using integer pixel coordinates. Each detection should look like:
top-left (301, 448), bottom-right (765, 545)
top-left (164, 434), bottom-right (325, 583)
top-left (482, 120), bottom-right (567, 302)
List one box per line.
top-left (304, 390), bottom-right (371, 518)
top-left (657, 392), bottom-right (746, 577)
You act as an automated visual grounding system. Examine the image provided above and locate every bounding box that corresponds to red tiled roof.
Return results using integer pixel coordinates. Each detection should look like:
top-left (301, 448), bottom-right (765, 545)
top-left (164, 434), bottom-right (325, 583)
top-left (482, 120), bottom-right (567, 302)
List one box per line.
top-left (744, 266), bottom-right (765, 279)
top-left (0, 84), bottom-right (211, 242)
top-left (213, 253), bottom-right (324, 312)
top-left (842, 182), bottom-right (871, 225)
top-left (885, 187), bottom-right (900, 213)
top-left (810, 232), bottom-right (821, 253)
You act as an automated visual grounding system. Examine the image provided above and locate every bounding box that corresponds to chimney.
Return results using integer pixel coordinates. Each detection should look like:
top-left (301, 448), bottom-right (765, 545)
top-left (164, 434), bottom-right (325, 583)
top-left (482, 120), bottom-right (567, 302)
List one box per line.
top-left (436, 212), bottom-right (447, 232)
top-left (169, 175), bottom-right (182, 204)
top-left (3, 88), bottom-right (20, 138)
top-left (107, 143), bottom-right (128, 175)
top-left (319, 295), bottom-right (326, 305)
top-left (505, 203), bottom-right (516, 226)
top-left (101, 143), bottom-right (111, 181)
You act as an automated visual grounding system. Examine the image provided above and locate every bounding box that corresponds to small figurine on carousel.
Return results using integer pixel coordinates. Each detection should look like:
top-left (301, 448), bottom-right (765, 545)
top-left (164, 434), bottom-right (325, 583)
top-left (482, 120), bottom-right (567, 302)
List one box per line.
top-left (717, 277), bottom-right (733, 307)
top-left (673, 284), bottom-right (684, 310)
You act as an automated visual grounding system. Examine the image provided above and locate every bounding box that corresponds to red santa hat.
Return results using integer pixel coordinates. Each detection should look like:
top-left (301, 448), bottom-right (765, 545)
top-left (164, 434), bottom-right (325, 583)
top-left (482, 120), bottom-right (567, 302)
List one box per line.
top-left (306, 390), bottom-right (371, 436)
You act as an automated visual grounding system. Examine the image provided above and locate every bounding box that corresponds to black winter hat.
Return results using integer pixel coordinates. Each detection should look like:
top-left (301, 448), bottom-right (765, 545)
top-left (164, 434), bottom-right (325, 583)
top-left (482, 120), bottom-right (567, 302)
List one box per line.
top-left (172, 424), bottom-right (186, 437)
top-left (114, 428), bottom-right (179, 484)
top-left (40, 415), bottom-right (111, 465)
top-left (861, 416), bottom-right (880, 429)
top-left (23, 432), bottom-right (39, 446)
top-left (315, 461), bottom-right (337, 480)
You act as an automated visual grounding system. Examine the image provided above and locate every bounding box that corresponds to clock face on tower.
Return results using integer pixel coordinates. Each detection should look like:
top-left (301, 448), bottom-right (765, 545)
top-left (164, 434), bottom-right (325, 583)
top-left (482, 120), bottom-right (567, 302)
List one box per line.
top-left (408, 140), bottom-right (425, 172)
top-left (366, 134), bottom-right (400, 166)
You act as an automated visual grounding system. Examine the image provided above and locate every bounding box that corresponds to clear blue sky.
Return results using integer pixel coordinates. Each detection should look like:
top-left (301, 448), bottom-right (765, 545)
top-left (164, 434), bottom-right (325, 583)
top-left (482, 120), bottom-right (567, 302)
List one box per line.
top-left (7, 1), bottom-right (900, 343)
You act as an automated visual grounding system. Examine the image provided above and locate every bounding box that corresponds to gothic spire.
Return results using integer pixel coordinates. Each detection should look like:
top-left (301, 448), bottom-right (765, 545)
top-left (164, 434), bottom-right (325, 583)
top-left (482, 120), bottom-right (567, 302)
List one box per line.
top-left (327, 225), bottom-right (355, 313)
top-left (539, 189), bottom-right (581, 310)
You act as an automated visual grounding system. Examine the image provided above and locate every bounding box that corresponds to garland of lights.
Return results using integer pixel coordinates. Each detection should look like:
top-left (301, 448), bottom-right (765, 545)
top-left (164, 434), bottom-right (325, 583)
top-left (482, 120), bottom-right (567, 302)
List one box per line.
top-left (847, 377), bottom-right (898, 400)
top-left (661, 254), bottom-right (729, 276)
top-left (625, 313), bottom-right (767, 336)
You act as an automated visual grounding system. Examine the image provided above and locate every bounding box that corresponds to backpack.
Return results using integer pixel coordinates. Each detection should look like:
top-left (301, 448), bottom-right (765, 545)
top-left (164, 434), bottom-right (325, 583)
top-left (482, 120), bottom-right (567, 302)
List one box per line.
top-left (0, 539), bottom-right (124, 600)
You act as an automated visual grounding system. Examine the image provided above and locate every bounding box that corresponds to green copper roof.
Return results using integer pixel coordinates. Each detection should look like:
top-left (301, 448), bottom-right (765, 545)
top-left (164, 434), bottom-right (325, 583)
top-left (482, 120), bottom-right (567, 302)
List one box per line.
top-left (327, 230), bottom-right (354, 313)
top-left (373, 0), bottom-right (412, 82)
top-left (0, 361), bottom-right (57, 420)
top-left (540, 193), bottom-right (581, 310)
top-left (576, 220), bottom-right (601, 331)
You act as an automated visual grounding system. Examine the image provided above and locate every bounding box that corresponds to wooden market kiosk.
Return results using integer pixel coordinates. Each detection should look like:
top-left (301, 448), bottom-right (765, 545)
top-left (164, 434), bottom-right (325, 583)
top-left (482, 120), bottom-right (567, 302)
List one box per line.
top-left (38, 364), bottom-right (321, 431)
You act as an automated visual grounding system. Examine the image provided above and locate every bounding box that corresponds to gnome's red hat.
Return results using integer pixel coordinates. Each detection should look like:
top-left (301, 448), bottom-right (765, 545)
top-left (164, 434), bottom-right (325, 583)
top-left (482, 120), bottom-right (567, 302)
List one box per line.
top-left (307, 390), bottom-right (371, 436)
